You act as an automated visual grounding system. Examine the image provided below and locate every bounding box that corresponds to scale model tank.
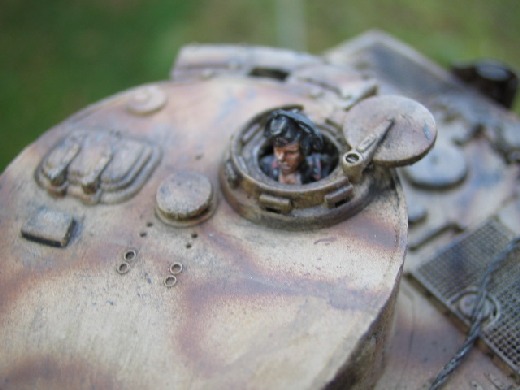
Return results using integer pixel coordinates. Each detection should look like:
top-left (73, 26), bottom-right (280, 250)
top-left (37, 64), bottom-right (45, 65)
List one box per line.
top-left (0, 31), bottom-right (519, 390)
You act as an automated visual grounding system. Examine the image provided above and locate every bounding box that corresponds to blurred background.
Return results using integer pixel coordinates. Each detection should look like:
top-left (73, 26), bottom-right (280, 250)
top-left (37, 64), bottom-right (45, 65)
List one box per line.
top-left (1, 0), bottom-right (519, 171)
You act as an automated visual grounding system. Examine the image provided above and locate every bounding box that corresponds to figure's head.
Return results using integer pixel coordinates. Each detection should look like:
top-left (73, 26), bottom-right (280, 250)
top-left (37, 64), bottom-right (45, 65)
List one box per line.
top-left (264, 110), bottom-right (323, 174)
top-left (273, 139), bottom-right (302, 175)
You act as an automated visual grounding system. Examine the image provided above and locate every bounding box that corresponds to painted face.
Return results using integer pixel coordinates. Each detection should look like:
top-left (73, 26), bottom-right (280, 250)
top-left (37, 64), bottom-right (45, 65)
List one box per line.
top-left (273, 141), bottom-right (302, 175)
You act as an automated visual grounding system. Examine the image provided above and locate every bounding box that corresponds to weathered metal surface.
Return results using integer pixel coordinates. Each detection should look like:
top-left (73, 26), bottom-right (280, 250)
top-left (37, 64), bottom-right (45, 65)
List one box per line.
top-left (35, 127), bottom-right (161, 204)
top-left (326, 30), bottom-right (520, 265)
top-left (2, 30), bottom-right (519, 390)
top-left (327, 31), bottom-right (520, 388)
top-left (155, 171), bottom-right (216, 226)
top-left (451, 60), bottom-right (518, 109)
top-left (375, 279), bottom-right (519, 390)
top-left (171, 45), bottom-right (322, 81)
top-left (21, 207), bottom-right (76, 248)
top-left (413, 219), bottom-right (520, 376)
top-left (342, 95), bottom-right (436, 167)
top-left (0, 42), bottom-right (424, 389)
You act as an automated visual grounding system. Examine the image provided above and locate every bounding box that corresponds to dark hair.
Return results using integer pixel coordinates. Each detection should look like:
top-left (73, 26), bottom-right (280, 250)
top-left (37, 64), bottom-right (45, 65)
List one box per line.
top-left (264, 109), bottom-right (323, 156)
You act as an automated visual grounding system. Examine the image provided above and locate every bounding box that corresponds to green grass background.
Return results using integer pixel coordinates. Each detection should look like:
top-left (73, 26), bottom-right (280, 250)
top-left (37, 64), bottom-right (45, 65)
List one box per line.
top-left (1, 0), bottom-right (519, 171)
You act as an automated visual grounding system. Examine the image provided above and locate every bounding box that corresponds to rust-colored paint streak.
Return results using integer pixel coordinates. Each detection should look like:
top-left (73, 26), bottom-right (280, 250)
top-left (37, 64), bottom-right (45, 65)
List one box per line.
top-left (1, 355), bottom-right (116, 390)
top-left (177, 277), bottom-right (370, 377)
top-left (0, 236), bottom-right (131, 319)
top-left (336, 207), bottom-right (399, 252)
top-left (0, 271), bottom-right (36, 321)
top-left (175, 208), bottom-right (385, 376)
top-left (0, 52), bottom-right (412, 389)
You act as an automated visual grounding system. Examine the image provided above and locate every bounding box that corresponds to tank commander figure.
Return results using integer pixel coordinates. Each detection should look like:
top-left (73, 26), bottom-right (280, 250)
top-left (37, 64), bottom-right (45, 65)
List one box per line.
top-left (260, 109), bottom-right (333, 185)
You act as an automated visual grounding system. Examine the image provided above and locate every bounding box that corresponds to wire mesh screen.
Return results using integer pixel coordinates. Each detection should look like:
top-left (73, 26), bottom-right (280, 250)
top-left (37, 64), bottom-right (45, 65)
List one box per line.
top-left (412, 218), bottom-right (520, 375)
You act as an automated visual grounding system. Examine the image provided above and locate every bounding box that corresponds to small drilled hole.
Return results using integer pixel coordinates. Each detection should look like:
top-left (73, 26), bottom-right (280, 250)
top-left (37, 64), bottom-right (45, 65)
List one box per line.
top-left (169, 262), bottom-right (183, 275)
top-left (117, 262), bottom-right (130, 274)
top-left (146, 222), bottom-right (153, 227)
top-left (164, 275), bottom-right (177, 287)
top-left (191, 233), bottom-right (198, 239)
top-left (139, 232), bottom-right (147, 238)
top-left (124, 249), bottom-right (137, 262)
top-left (186, 243), bottom-right (192, 249)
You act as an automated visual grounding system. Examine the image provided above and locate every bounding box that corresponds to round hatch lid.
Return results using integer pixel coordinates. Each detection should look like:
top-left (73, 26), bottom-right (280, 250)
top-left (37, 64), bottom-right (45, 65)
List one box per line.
top-left (156, 171), bottom-right (216, 226)
top-left (343, 95), bottom-right (437, 167)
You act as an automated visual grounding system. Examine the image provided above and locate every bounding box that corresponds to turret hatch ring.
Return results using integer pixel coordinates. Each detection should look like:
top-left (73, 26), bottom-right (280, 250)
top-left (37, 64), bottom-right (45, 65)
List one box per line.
top-left (220, 106), bottom-right (377, 229)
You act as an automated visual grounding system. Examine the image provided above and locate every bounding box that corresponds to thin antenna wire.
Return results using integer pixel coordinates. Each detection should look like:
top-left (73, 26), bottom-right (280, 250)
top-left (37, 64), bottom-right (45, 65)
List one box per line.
top-left (428, 237), bottom-right (520, 390)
